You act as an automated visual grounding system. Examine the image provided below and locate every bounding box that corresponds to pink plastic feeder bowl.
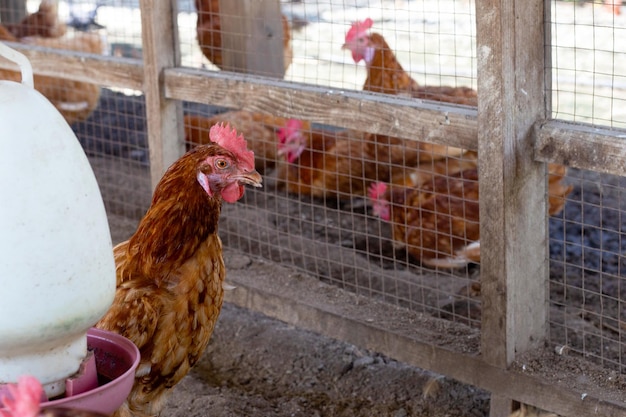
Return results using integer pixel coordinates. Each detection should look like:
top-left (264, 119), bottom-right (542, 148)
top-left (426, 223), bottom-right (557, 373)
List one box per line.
top-left (39, 328), bottom-right (140, 415)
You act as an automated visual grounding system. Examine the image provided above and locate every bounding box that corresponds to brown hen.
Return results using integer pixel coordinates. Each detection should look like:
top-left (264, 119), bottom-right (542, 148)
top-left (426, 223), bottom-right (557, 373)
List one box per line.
top-left (96, 124), bottom-right (262, 417)
top-left (369, 159), bottom-right (572, 268)
top-left (370, 167), bottom-right (481, 268)
top-left (342, 18), bottom-right (477, 105)
top-left (275, 119), bottom-right (467, 199)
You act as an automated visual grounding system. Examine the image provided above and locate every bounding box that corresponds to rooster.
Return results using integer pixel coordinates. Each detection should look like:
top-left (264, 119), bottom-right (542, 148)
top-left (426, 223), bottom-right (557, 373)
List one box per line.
top-left (184, 111), bottom-right (310, 174)
top-left (194, 0), bottom-right (292, 73)
top-left (0, 375), bottom-right (107, 417)
top-left (342, 18), bottom-right (477, 106)
top-left (0, 14), bottom-right (103, 125)
top-left (275, 118), bottom-right (466, 199)
top-left (95, 123), bottom-right (262, 417)
top-left (369, 161), bottom-right (572, 268)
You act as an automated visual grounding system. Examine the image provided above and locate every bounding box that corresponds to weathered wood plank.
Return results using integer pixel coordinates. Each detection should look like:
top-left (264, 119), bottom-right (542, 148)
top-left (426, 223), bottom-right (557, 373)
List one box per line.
top-left (139, 0), bottom-right (185, 189)
top-left (223, 261), bottom-right (626, 417)
top-left (219, 0), bottom-right (285, 77)
top-left (0, 41), bottom-right (143, 90)
top-left (476, 0), bottom-right (548, 368)
top-left (534, 120), bottom-right (626, 176)
top-left (164, 67), bottom-right (479, 149)
top-left (490, 395), bottom-right (517, 417)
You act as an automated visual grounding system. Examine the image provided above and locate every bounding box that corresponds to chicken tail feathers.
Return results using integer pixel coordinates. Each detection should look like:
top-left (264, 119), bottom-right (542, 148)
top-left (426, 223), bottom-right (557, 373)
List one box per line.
top-left (423, 241), bottom-right (481, 269)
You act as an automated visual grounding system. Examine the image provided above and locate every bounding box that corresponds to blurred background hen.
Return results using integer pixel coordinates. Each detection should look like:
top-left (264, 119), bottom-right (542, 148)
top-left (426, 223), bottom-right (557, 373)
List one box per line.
top-left (0, 0), bottom-right (104, 125)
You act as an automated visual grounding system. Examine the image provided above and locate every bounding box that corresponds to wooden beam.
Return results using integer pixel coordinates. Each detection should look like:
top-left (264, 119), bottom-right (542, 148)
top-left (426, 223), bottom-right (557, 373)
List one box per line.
top-left (218, 0), bottom-right (285, 77)
top-left (164, 67), bottom-right (479, 149)
top-left (0, 41), bottom-right (143, 90)
top-left (139, 0), bottom-right (185, 189)
top-left (534, 120), bottom-right (626, 176)
top-left (490, 395), bottom-right (517, 417)
top-left (476, 0), bottom-right (548, 373)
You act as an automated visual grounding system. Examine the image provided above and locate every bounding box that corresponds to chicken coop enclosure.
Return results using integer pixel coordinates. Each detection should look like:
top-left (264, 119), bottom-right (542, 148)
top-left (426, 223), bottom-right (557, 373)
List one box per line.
top-left (1, 0), bottom-right (626, 416)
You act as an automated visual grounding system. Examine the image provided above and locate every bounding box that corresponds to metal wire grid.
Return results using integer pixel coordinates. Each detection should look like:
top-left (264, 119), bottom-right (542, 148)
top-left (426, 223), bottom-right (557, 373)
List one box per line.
top-left (173, 0), bottom-right (482, 330)
top-left (176, 0), bottom-right (626, 364)
top-left (550, 0), bottom-right (626, 128)
top-left (177, 0), bottom-right (477, 91)
top-left (0, 0), bottom-right (144, 58)
top-left (546, 0), bottom-right (626, 372)
top-left (73, 89), bottom-right (151, 220)
top-left (178, 100), bottom-right (480, 332)
top-left (548, 168), bottom-right (626, 372)
top-left (212, 129), bottom-right (483, 330)
top-left (58, 0), bottom-right (144, 58)
top-left (0, 1), bottom-right (148, 221)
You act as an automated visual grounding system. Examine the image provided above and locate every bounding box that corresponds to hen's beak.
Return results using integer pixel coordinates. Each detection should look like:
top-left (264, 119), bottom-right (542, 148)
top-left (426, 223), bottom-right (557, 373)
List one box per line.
top-left (341, 43), bottom-right (348, 50)
top-left (237, 169), bottom-right (263, 188)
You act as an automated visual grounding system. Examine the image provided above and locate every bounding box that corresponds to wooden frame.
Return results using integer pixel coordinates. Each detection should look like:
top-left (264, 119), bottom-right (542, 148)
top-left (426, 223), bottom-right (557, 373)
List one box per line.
top-left (1, 0), bottom-right (625, 415)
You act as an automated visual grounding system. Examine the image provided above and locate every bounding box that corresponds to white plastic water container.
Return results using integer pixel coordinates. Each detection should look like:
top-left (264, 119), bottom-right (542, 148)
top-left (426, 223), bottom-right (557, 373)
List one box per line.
top-left (0, 42), bottom-right (116, 397)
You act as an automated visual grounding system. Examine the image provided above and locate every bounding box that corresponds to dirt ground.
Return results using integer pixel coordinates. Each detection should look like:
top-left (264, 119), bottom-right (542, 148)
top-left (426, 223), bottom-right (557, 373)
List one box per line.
top-left (161, 302), bottom-right (489, 417)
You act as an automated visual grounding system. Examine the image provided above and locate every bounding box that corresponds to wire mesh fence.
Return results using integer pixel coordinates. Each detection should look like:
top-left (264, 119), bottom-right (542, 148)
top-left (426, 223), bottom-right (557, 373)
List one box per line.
top-left (175, 0), bottom-right (483, 335)
top-left (544, 0), bottom-right (626, 375)
top-left (551, 0), bottom-right (626, 128)
top-left (1, 0), bottom-right (626, 413)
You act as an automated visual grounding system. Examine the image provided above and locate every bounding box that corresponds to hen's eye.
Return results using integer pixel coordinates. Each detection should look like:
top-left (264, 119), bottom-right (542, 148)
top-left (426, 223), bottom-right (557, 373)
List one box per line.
top-left (215, 158), bottom-right (230, 169)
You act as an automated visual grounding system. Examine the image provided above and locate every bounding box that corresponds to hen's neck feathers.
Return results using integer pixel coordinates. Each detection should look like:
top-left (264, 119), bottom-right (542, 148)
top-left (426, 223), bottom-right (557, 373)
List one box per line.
top-left (367, 33), bottom-right (402, 66)
top-left (364, 32), bottom-right (419, 94)
top-left (125, 147), bottom-right (223, 282)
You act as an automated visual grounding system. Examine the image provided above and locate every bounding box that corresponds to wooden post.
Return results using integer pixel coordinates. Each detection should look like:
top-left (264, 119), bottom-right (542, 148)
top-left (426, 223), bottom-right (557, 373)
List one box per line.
top-left (476, 0), bottom-right (548, 415)
top-left (0, 0), bottom-right (26, 24)
top-left (139, 0), bottom-right (185, 190)
top-left (218, 0), bottom-right (285, 77)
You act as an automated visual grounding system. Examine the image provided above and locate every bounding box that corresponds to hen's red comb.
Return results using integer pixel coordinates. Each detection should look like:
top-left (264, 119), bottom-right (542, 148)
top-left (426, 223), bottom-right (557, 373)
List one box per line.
top-left (209, 123), bottom-right (255, 170)
top-left (345, 18), bottom-right (374, 42)
top-left (277, 119), bottom-right (303, 144)
top-left (368, 182), bottom-right (387, 201)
